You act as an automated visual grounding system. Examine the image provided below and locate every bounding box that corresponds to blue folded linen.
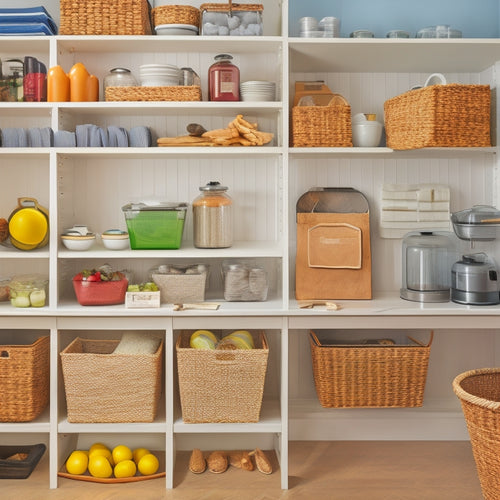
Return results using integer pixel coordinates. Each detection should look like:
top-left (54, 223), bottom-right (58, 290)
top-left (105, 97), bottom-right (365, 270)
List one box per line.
top-left (0, 23), bottom-right (55, 36)
top-left (0, 6), bottom-right (57, 34)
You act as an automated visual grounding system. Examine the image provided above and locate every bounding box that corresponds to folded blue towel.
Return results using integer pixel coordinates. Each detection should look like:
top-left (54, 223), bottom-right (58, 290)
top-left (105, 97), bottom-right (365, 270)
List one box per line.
top-left (0, 23), bottom-right (55, 36)
top-left (0, 6), bottom-right (57, 34)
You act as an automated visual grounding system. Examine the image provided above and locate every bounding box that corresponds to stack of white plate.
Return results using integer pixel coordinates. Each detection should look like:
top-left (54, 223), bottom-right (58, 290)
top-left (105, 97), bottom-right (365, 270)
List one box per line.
top-left (240, 81), bottom-right (276, 102)
top-left (155, 24), bottom-right (199, 36)
top-left (139, 64), bottom-right (180, 87)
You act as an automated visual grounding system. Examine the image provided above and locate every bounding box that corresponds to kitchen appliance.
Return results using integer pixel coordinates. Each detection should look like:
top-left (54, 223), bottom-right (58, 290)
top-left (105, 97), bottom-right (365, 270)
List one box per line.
top-left (400, 230), bottom-right (456, 303)
top-left (295, 187), bottom-right (371, 300)
top-left (451, 253), bottom-right (500, 305)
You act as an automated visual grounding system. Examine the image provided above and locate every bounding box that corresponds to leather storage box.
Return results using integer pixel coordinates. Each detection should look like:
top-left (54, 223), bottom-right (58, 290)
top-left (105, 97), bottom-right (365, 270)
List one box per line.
top-left (295, 188), bottom-right (372, 300)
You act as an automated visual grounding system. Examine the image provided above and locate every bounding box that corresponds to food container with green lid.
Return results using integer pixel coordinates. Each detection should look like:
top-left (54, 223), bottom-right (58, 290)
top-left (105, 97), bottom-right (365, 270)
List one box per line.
top-left (122, 202), bottom-right (188, 249)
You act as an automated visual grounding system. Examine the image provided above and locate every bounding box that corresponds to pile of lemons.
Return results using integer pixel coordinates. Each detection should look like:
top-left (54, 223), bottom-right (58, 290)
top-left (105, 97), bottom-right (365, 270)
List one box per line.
top-left (65, 442), bottom-right (159, 478)
top-left (189, 329), bottom-right (254, 350)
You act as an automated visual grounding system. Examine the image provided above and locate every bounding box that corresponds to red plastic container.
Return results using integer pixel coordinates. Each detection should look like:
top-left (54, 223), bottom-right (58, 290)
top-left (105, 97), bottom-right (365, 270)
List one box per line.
top-left (73, 277), bottom-right (128, 306)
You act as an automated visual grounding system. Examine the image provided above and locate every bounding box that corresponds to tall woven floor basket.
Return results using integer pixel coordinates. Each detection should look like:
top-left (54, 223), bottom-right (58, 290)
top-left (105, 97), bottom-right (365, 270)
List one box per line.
top-left (453, 368), bottom-right (500, 500)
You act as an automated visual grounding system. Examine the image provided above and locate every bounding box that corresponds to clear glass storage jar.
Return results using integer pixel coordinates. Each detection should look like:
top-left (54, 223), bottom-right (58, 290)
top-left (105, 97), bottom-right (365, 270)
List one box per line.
top-left (192, 181), bottom-right (233, 248)
top-left (208, 54), bottom-right (239, 101)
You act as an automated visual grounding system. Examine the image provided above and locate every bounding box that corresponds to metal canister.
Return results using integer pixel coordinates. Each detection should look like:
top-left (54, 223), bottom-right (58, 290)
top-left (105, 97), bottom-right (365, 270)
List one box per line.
top-left (192, 181), bottom-right (233, 248)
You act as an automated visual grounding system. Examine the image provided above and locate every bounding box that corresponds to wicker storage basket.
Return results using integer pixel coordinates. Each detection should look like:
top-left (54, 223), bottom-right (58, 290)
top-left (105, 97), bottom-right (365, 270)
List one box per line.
top-left (0, 336), bottom-right (49, 422)
top-left (453, 368), bottom-right (500, 500)
top-left (176, 330), bottom-right (268, 423)
top-left (105, 85), bottom-right (201, 102)
top-left (152, 269), bottom-right (207, 304)
top-left (151, 5), bottom-right (200, 27)
top-left (309, 330), bottom-right (433, 408)
top-left (60, 337), bottom-right (163, 423)
top-left (291, 99), bottom-right (353, 147)
top-left (384, 84), bottom-right (491, 150)
top-left (59, 0), bottom-right (153, 35)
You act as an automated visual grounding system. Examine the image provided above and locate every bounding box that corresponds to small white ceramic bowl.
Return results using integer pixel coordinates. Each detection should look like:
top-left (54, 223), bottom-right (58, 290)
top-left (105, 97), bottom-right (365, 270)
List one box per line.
top-left (101, 230), bottom-right (130, 250)
top-left (61, 234), bottom-right (96, 251)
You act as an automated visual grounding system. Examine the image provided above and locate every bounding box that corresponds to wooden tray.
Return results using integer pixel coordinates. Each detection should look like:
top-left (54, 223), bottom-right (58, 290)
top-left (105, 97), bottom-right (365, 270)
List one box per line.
top-left (58, 451), bottom-right (165, 483)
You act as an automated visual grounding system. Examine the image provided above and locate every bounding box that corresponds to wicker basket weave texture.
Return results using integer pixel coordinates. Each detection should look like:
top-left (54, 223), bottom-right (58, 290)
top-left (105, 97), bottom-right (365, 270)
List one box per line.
top-left (453, 369), bottom-right (500, 500)
top-left (309, 331), bottom-right (432, 408)
top-left (176, 330), bottom-right (268, 423)
top-left (0, 336), bottom-right (50, 422)
top-left (60, 337), bottom-right (163, 423)
top-left (384, 84), bottom-right (491, 150)
top-left (59, 0), bottom-right (152, 35)
top-left (105, 85), bottom-right (201, 102)
top-left (291, 104), bottom-right (353, 147)
top-left (151, 5), bottom-right (200, 27)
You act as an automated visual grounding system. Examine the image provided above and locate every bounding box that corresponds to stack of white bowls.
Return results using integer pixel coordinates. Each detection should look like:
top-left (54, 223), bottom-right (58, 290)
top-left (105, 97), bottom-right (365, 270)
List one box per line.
top-left (139, 64), bottom-right (180, 87)
top-left (240, 81), bottom-right (276, 102)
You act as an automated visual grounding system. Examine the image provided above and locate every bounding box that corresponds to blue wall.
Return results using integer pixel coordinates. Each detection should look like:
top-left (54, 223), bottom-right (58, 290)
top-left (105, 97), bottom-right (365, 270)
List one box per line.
top-left (289, 0), bottom-right (499, 38)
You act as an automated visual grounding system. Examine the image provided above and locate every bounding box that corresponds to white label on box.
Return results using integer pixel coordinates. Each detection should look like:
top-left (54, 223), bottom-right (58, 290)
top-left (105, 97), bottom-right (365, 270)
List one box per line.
top-left (125, 291), bottom-right (161, 308)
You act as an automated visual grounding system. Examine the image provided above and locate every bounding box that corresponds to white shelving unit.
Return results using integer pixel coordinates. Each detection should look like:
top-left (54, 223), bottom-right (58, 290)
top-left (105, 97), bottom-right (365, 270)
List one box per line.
top-left (1, 0), bottom-right (500, 493)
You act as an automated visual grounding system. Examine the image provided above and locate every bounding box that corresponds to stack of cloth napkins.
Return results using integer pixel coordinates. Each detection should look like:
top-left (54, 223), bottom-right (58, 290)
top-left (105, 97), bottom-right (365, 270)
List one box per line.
top-left (0, 127), bottom-right (53, 147)
top-left (73, 124), bottom-right (152, 147)
top-left (1, 125), bottom-right (153, 147)
top-left (0, 6), bottom-right (57, 36)
top-left (380, 184), bottom-right (451, 238)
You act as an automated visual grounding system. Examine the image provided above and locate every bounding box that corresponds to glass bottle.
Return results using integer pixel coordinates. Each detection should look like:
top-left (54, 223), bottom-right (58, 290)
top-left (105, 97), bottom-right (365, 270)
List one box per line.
top-left (192, 181), bottom-right (233, 248)
top-left (208, 54), bottom-right (239, 102)
top-left (103, 68), bottom-right (137, 94)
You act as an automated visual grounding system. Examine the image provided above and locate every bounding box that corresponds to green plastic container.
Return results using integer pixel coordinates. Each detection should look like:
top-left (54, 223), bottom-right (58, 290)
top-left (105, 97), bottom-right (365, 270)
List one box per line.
top-left (122, 202), bottom-right (188, 249)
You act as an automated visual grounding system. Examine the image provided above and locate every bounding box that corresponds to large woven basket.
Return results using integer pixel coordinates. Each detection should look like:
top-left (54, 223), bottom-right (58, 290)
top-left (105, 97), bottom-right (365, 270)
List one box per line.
top-left (309, 330), bottom-right (433, 408)
top-left (0, 336), bottom-right (49, 422)
top-left (453, 368), bottom-right (500, 500)
top-left (291, 99), bottom-right (353, 147)
top-left (176, 330), bottom-right (268, 423)
top-left (384, 84), bottom-right (491, 150)
top-left (105, 85), bottom-right (201, 102)
top-left (59, 0), bottom-right (153, 35)
top-left (151, 5), bottom-right (200, 27)
top-left (60, 337), bottom-right (163, 423)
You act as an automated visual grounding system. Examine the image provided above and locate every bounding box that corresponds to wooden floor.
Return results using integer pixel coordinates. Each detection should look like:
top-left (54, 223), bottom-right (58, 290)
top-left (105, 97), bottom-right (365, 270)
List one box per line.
top-left (1, 441), bottom-right (483, 500)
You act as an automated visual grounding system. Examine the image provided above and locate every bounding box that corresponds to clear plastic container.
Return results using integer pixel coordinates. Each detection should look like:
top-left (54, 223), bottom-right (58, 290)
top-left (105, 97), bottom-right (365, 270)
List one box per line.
top-left (208, 54), bottom-right (239, 102)
top-left (103, 67), bottom-right (137, 94)
top-left (192, 181), bottom-right (233, 248)
top-left (9, 274), bottom-right (48, 308)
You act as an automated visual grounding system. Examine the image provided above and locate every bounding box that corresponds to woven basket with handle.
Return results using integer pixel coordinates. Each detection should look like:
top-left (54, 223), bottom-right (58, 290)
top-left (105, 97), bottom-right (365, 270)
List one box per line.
top-left (384, 84), bottom-right (491, 150)
top-left (176, 330), bottom-right (268, 423)
top-left (0, 336), bottom-right (50, 422)
top-left (59, 0), bottom-right (153, 35)
top-left (309, 330), bottom-right (433, 408)
top-left (60, 337), bottom-right (163, 423)
top-left (453, 368), bottom-right (500, 500)
top-left (292, 94), bottom-right (352, 147)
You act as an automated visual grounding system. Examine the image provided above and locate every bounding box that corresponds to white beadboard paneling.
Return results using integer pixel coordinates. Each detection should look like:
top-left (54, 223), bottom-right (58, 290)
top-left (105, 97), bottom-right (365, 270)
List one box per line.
top-left (289, 154), bottom-right (496, 292)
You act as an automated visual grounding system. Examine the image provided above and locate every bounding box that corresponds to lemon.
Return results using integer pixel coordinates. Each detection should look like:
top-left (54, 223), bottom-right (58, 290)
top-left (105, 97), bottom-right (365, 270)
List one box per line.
top-left (114, 459), bottom-right (137, 478)
top-left (229, 330), bottom-right (254, 348)
top-left (89, 442), bottom-right (109, 454)
top-left (88, 455), bottom-right (113, 478)
top-left (89, 447), bottom-right (114, 466)
top-left (190, 332), bottom-right (216, 350)
top-left (137, 453), bottom-right (159, 476)
top-left (133, 447), bottom-right (150, 464)
top-left (65, 450), bottom-right (88, 475)
top-left (112, 444), bottom-right (133, 465)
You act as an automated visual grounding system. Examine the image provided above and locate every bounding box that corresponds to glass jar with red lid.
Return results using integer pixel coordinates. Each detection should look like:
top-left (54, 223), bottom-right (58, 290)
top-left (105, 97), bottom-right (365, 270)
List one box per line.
top-left (208, 54), bottom-right (239, 101)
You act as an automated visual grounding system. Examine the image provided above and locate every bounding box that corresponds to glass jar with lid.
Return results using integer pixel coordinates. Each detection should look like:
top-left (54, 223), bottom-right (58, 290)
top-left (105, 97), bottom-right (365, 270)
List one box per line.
top-left (103, 67), bottom-right (137, 95)
top-left (192, 181), bottom-right (233, 248)
top-left (208, 54), bottom-right (239, 101)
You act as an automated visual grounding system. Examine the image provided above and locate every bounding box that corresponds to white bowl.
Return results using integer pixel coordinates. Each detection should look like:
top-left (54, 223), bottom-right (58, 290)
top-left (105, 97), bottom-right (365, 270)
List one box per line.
top-left (352, 122), bottom-right (383, 147)
top-left (101, 232), bottom-right (130, 250)
top-left (155, 24), bottom-right (199, 36)
top-left (61, 234), bottom-right (95, 251)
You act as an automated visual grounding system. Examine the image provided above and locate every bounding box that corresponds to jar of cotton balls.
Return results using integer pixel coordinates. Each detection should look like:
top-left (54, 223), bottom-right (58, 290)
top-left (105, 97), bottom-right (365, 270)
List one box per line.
top-left (200, 2), bottom-right (264, 36)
